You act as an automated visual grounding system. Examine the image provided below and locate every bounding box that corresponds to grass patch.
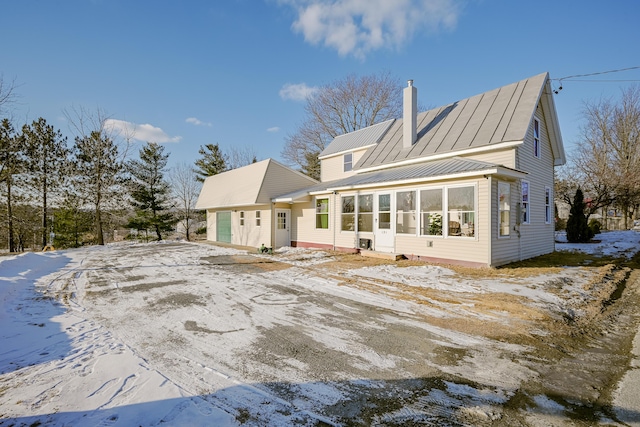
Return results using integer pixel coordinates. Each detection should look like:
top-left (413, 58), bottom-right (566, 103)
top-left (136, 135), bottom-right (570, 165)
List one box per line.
top-left (500, 250), bottom-right (622, 269)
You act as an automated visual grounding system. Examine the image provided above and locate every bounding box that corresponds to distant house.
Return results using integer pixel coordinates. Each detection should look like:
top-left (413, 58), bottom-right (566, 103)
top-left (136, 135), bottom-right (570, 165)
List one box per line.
top-left (197, 72), bottom-right (566, 266)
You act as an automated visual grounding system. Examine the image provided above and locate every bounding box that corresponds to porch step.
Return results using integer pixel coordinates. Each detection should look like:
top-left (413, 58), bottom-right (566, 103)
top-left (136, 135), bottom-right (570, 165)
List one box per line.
top-left (360, 250), bottom-right (405, 261)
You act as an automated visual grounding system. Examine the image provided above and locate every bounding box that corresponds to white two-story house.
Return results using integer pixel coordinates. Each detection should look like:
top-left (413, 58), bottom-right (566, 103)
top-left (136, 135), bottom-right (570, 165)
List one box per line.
top-left (197, 72), bottom-right (565, 267)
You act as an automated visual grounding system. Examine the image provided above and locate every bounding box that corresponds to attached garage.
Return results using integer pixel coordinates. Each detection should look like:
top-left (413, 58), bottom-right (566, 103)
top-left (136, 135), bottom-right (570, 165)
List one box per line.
top-left (196, 159), bottom-right (318, 249)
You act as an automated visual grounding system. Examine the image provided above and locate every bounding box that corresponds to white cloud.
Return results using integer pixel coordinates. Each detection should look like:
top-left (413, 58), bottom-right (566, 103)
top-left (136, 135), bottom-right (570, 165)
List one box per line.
top-left (104, 119), bottom-right (182, 143)
top-left (267, 126), bottom-right (280, 132)
top-left (279, 0), bottom-right (462, 59)
top-left (279, 82), bottom-right (319, 101)
top-left (186, 117), bottom-right (213, 127)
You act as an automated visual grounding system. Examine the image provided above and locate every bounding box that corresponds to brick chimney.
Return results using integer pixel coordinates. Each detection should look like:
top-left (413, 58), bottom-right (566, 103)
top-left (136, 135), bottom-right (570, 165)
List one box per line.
top-left (403, 79), bottom-right (417, 149)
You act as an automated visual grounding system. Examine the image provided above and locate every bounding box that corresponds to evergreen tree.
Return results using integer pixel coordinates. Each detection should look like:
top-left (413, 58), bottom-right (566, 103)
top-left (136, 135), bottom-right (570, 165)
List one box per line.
top-left (72, 130), bottom-right (124, 245)
top-left (194, 143), bottom-right (227, 182)
top-left (22, 117), bottom-right (69, 248)
top-left (126, 142), bottom-right (175, 241)
top-left (566, 188), bottom-right (592, 243)
top-left (0, 119), bottom-right (24, 252)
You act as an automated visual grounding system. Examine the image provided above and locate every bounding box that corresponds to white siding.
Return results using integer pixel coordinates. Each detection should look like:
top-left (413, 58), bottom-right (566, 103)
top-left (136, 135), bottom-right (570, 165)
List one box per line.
top-left (490, 179), bottom-right (521, 266)
top-left (512, 105), bottom-right (556, 261)
top-left (206, 210), bottom-right (216, 241)
top-left (464, 149), bottom-right (517, 169)
top-left (320, 148), bottom-right (370, 182)
top-left (205, 206), bottom-right (271, 248)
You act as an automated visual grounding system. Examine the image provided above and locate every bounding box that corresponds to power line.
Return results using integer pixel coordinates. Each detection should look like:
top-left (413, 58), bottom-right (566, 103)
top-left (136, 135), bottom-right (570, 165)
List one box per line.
top-left (551, 66), bottom-right (640, 94)
top-left (554, 66), bottom-right (640, 81)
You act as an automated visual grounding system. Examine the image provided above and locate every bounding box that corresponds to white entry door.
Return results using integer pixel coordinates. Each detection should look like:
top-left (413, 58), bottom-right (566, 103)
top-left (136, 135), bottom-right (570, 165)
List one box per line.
top-left (275, 209), bottom-right (291, 248)
top-left (374, 193), bottom-right (394, 252)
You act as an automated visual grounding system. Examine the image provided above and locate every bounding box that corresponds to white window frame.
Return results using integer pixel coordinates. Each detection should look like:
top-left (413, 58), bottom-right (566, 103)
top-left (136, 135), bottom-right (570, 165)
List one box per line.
top-left (498, 181), bottom-right (511, 237)
top-left (545, 186), bottom-right (552, 224)
top-left (239, 211), bottom-right (245, 226)
top-left (343, 153), bottom-right (353, 172)
top-left (419, 187), bottom-right (444, 237)
top-left (533, 118), bottom-right (541, 159)
top-left (396, 190), bottom-right (416, 235)
top-left (357, 194), bottom-right (374, 233)
top-left (256, 210), bottom-right (261, 227)
top-left (521, 180), bottom-right (530, 224)
top-left (315, 197), bottom-right (329, 229)
top-left (341, 195), bottom-right (355, 231)
top-left (446, 184), bottom-right (476, 238)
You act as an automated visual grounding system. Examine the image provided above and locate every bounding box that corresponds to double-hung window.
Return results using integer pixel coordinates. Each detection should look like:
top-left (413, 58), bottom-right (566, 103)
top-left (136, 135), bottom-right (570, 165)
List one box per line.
top-left (498, 182), bottom-right (510, 236)
top-left (521, 181), bottom-right (530, 224)
top-left (533, 118), bottom-right (541, 158)
top-left (343, 153), bottom-right (353, 172)
top-left (545, 187), bottom-right (552, 224)
top-left (316, 198), bottom-right (329, 229)
top-left (239, 211), bottom-right (245, 226)
top-left (256, 211), bottom-right (261, 227)
top-left (420, 188), bottom-right (443, 236)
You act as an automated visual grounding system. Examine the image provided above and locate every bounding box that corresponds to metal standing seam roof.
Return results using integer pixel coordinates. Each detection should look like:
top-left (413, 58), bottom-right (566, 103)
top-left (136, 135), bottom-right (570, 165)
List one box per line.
top-left (355, 72), bottom-right (550, 170)
top-left (273, 157), bottom-right (526, 201)
top-left (318, 119), bottom-right (395, 158)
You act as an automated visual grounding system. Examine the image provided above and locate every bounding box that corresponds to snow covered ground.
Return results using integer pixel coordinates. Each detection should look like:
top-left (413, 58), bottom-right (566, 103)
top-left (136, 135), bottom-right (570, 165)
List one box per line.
top-left (1, 230), bottom-right (639, 426)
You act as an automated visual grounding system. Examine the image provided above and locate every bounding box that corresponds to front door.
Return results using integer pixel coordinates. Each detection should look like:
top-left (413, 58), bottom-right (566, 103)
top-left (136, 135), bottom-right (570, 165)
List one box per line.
top-left (275, 209), bottom-right (291, 248)
top-left (374, 193), bottom-right (394, 252)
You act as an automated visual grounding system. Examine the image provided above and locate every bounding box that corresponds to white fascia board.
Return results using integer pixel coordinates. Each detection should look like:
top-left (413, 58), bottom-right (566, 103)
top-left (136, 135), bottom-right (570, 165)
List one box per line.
top-left (326, 168), bottom-right (527, 192)
top-left (355, 140), bottom-right (524, 173)
top-left (196, 202), bottom-right (266, 210)
top-left (318, 144), bottom-right (377, 160)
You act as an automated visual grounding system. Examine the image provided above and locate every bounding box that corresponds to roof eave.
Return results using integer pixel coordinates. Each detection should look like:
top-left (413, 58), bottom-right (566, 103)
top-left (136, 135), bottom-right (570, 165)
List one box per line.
top-left (326, 167), bottom-right (527, 192)
top-left (355, 140), bottom-right (524, 174)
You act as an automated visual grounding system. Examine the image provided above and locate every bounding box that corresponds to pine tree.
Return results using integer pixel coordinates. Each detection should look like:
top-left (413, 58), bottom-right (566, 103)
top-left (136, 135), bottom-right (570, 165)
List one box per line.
top-left (22, 117), bottom-right (69, 248)
top-left (127, 142), bottom-right (175, 241)
top-left (0, 119), bottom-right (24, 252)
top-left (72, 130), bottom-right (124, 245)
top-left (194, 143), bottom-right (227, 182)
top-left (566, 188), bottom-right (592, 243)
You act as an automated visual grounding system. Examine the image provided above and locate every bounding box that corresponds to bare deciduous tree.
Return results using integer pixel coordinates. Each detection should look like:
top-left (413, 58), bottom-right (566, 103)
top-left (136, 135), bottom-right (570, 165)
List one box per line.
top-left (227, 145), bottom-right (257, 170)
top-left (170, 162), bottom-right (201, 241)
top-left (0, 75), bottom-right (18, 117)
top-left (572, 86), bottom-right (640, 228)
top-left (282, 71), bottom-right (402, 179)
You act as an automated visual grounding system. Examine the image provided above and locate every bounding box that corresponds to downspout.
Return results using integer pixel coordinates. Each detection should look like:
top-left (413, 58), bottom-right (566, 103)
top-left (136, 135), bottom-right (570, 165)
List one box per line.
top-left (332, 192), bottom-right (337, 250)
top-left (271, 202), bottom-right (276, 249)
top-left (487, 175), bottom-right (493, 267)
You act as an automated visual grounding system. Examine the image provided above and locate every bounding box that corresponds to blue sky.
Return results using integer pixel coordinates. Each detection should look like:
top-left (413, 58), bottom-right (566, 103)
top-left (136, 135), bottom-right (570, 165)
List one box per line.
top-left (3, 0), bottom-right (639, 170)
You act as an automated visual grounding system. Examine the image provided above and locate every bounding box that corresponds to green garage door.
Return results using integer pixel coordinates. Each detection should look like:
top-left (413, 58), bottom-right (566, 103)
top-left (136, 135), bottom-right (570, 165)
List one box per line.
top-left (216, 211), bottom-right (232, 243)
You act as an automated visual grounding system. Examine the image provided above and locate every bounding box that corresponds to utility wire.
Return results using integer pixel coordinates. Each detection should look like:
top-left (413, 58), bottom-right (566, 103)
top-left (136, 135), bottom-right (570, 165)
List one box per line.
top-left (553, 66), bottom-right (640, 81)
top-left (551, 66), bottom-right (640, 94)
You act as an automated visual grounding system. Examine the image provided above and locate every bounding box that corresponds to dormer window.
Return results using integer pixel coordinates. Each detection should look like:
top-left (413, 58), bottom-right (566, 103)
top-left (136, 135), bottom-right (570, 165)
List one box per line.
top-left (343, 153), bottom-right (353, 172)
top-left (533, 118), bottom-right (541, 158)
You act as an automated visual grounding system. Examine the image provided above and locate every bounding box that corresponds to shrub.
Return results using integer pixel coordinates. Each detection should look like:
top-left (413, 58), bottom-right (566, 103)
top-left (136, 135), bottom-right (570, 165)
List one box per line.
top-left (588, 218), bottom-right (602, 236)
top-left (566, 189), bottom-right (591, 243)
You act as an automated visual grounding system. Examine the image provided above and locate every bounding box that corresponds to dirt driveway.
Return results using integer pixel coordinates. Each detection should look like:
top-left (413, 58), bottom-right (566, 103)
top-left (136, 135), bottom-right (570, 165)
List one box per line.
top-left (13, 241), bottom-right (640, 425)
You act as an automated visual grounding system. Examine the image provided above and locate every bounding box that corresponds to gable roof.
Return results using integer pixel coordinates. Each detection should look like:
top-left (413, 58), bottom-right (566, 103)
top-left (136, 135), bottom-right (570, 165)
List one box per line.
top-left (318, 119), bottom-right (395, 159)
top-left (195, 158), bottom-right (318, 209)
top-left (354, 72), bottom-right (565, 171)
top-left (274, 157), bottom-right (526, 202)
